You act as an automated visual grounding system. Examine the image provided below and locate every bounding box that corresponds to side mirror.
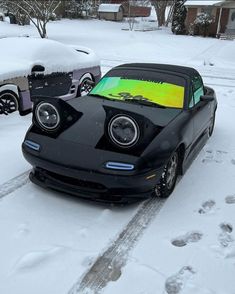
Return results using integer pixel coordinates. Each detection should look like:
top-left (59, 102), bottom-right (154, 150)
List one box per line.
top-left (200, 95), bottom-right (214, 102)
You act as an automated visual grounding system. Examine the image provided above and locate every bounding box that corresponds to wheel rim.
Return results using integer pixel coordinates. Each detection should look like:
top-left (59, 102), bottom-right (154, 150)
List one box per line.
top-left (80, 78), bottom-right (93, 96)
top-left (0, 93), bottom-right (18, 114)
top-left (166, 153), bottom-right (178, 190)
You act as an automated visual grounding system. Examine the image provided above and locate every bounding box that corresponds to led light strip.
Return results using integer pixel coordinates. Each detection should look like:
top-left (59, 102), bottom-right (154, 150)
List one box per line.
top-left (105, 162), bottom-right (134, 171)
top-left (24, 140), bottom-right (40, 151)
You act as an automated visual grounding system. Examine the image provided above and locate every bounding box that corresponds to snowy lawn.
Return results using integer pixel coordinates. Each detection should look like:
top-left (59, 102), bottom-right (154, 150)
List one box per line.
top-left (0, 19), bottom-right (235, 294)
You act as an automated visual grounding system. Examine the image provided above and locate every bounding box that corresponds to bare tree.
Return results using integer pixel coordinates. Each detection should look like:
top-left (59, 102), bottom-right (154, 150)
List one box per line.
top-left (125, 0), bottom-right (150, 31)
top-left (0, 0), bottom-right (61, 38)
top-left (151, 0), bottom-right (173, 27)
top-left (165, 0), bottom-right (176, 27)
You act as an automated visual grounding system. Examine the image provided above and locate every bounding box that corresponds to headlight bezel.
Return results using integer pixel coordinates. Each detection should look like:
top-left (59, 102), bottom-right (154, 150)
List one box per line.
top-left (108, 114), bottom-right (140, 148)
top-left (35, 102), bottom-right (60, 131)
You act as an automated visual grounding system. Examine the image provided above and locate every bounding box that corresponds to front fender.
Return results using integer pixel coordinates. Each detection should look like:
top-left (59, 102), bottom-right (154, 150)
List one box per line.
top-left (142, 111), bottom-right (193, 169)
top-left (0, 84), bottom-right (19, 96)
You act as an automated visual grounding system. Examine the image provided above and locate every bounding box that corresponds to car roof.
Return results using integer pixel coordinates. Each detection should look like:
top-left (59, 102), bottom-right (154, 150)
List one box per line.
top-left (114, 63), bottom-right (200, 79)
top-left (0, 37), bottom-right (99, 80)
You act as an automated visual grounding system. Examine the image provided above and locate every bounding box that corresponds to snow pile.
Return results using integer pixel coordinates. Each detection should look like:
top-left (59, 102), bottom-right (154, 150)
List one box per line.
top-left (185, 0), bottom-right (223, 6)
top-left (0, 37), bottom-right (100, 81)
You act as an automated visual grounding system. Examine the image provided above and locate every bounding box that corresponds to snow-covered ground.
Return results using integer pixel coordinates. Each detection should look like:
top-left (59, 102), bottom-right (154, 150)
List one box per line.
top-left (1, 19), bottom-right (235, 294)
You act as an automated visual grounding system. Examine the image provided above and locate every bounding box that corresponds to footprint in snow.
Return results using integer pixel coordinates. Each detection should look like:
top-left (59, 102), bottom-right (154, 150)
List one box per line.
top-left (198, 199), bottom-right (216, 214)
top-left (212, 223), bottom-right (235, 259)
top-left (202, 149), bottom-right (227, 164)
top-left (218, 223), bottom-right (234, 248)
top-left (165, 266), bottom-right (195, 294)
top-left (225, 195), bottom-right (235, 204)
top-left (220, 223), bottom-right (233, 233)
top-left (172, 231), bottom-right (203, 247)
top-left (231, 159), bottom-right (235, 165)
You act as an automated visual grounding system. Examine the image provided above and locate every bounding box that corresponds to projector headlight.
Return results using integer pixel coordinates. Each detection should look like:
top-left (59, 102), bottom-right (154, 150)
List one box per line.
top-left (108, 115), bottom-right (139, 148)
top-left (35, 102), bottom-right (60, 131)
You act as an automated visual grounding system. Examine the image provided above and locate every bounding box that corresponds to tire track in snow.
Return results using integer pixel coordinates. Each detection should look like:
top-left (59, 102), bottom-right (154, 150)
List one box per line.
top-left (68, 197), bottom-right (166, 294)
top-left (0, 170), bottom-right (30, 199)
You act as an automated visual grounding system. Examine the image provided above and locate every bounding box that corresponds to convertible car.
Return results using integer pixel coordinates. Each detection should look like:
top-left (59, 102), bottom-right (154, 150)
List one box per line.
top-left (22, 63), bottom-right (217, 203)
top-left (0, 37), bottom-right (101, 115)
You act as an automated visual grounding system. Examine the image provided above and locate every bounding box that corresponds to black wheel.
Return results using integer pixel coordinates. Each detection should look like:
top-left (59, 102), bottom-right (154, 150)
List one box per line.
top-left (0, 90), bottom-right (19, 115)
top-left (209, 111), bottom-right (216, 136)
top-left (155, 152), bottom-right (179, 198)
top-left (77, 73), bottom-right (94, 97)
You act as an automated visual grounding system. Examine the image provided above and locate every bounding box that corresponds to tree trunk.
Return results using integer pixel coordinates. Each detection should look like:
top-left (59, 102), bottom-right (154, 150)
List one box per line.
top-left (152, 0), bottom-right (170, 27)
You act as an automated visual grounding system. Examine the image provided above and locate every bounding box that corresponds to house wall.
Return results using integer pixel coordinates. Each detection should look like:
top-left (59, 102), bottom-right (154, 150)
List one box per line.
top-left (220, 8), bottom-right (230, 33)
top-left (185, 8), bottom-right (198, 32)
top-left (99, 11), bottom-right (123, 21)
top-left (210, 8), bottom-right (220, 35)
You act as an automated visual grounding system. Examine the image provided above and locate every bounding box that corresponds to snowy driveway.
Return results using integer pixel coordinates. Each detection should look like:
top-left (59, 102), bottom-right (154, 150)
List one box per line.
top-left (1, 19), bottom-right (235, 294)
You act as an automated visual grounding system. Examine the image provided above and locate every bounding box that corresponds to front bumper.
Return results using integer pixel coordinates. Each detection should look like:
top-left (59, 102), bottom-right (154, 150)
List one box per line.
top-left (23, 148), bottom-right (162, 203)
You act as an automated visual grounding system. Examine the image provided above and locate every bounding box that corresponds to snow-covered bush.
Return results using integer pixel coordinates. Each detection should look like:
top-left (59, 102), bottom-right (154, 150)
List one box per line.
top-left (65, 0), bottom-right (93, 19)
top-left (171, 0), bottom-right (187, 35)
top-left (193, 12), bottom-right (215, 37)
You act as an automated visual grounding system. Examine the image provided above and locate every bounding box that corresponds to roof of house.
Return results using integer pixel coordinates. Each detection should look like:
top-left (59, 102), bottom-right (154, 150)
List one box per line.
top-left (98, 4), bottom-right (123, 13)
top-left (185, 0), bottom-right (224, 6)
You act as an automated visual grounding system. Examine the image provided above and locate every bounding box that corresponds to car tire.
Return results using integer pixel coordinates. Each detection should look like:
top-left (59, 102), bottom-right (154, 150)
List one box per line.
top-left (77, 73), bottom-right (94, 97)
top-left (0, 90), bottom-right (19, 115)
top-left (209, 111), bottom-right (216, 136)
top-left (155, 151), bottom-right (179, 198)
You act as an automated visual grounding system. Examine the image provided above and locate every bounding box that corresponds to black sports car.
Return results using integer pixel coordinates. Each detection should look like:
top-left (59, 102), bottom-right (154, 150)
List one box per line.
top-left (22, 63), bottom-right (217, 203)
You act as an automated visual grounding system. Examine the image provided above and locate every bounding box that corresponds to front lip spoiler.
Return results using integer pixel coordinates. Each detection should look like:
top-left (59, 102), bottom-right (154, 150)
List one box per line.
top-left (29, 168), bottom-right (154, 204)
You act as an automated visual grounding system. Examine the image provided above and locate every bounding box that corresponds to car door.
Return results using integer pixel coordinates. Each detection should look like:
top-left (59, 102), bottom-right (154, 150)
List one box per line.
top-left (189, 76), bottom-right (212, 141)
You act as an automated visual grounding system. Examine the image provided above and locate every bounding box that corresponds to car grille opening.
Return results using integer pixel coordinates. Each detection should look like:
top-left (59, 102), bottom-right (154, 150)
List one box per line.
top-left (41, 170), bottom-right (107, 192)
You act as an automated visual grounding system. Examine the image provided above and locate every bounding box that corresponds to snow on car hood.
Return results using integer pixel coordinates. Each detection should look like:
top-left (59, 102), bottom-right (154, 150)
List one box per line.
top-left (0, 37), bottom-right (100, 81)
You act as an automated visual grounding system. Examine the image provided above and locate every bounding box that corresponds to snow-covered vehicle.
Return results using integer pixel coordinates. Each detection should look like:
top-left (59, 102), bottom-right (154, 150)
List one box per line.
top-left (0, 37), bottom-right (101, 115)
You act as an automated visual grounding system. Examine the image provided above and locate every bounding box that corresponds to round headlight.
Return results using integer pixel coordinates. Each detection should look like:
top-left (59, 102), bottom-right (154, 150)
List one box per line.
top-left (108, 115), bottom-right (139, 148)
top-left (35, 102), bottom-right (60, 131)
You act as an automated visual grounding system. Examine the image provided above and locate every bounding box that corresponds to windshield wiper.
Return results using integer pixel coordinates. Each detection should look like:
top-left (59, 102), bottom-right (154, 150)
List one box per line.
top-left (89, 93), bottom-right (109, 100)
top-left (89, 94), bottom-right (166, 108)
top-left (123, 98), bottom-right (166, 108)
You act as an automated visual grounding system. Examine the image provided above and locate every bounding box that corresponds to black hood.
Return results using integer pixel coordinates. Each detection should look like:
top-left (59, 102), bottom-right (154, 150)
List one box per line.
top-left (31, 95), bottom-right (182, 157)
top-left (61, 95), bottom-right (181, 147)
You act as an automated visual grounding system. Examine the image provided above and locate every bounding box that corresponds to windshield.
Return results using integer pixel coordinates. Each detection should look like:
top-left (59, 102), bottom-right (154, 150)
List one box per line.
top-left (90, 75), bottom-right (185, 109)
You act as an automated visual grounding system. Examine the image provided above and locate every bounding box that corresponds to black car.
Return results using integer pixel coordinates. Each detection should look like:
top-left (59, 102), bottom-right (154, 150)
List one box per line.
top-left (22, 63), bottom-right (217, 203)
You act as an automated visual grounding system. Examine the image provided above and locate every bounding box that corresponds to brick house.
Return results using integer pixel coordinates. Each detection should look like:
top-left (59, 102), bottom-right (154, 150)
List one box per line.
top-left (109, 0), bottom-right (151, 17)
top-left (185, 0), bottom-right (235, 37)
